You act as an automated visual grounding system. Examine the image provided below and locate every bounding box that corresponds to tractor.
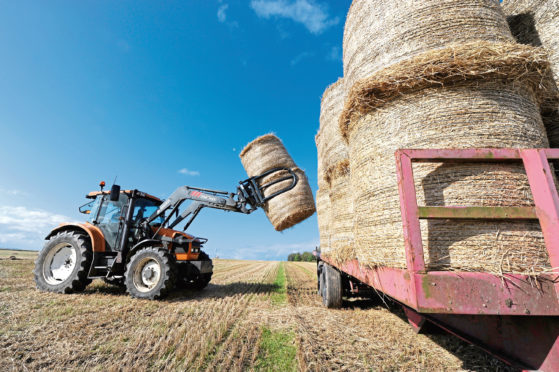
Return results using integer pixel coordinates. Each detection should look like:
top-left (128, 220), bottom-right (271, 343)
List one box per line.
top-left (34, 168), bottom-right (297, 299)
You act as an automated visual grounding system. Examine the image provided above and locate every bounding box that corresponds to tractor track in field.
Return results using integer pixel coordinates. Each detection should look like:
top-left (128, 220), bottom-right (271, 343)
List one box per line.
top-left (1, 257), bottom-right (512, 371)
top-left (0, 259), bottom-right (279, 371)
top-left (283, 262), bottom-right (511, 372)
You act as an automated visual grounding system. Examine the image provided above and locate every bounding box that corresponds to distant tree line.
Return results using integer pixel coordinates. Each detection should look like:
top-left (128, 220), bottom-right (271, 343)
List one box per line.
top-left (287, 252), bottom-right (316, 262)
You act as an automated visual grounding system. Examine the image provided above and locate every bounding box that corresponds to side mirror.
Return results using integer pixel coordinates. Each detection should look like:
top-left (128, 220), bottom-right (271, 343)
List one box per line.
top-left (110, 184), bottom-right (121, 201)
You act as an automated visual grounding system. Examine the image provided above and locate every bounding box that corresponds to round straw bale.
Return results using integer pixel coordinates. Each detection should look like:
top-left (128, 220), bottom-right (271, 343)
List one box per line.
top-left (316, 187), bottom-right (331, 254)
top-left (260, 168), bottom-right (316, 231)
top-left (325, 160), bottom-right (355, 264)
top-left (343, 0), bottom-right (513, 93)
top-left (348, 80), bottom-right (552, 274)
top-left (315, 130), bottom-right (328, 189)
top-left (241, 134), bottom-right (315, 231)
top-left (319, 79), bottom-right (348, 172)
top-left (503, 0), bottom-right (559, 174)
top-left (240, 134), bottom-right (296, 177)
top-left (503, 0), bottom-right (559, 81)
top-left (340, 41), bottom-right (556, 138)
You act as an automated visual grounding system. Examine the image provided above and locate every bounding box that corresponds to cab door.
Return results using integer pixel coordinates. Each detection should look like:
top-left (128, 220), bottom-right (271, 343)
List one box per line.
top-left (93, 194), bottom-right (128, 252)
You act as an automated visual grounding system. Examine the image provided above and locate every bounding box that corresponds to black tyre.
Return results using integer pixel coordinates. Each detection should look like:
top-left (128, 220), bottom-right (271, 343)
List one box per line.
top-left (177, 251), bottom-right (213, 290)
top-left (103, 277), bottom-right (125, 288)
top-left (125, 247), bottom-right (176, 300)
top-left (317, 262), bottom-right (324, 295)
top-left (34, 230), bottom-right (92, 294)
top-left (322, 264), bottom-right (342, 309)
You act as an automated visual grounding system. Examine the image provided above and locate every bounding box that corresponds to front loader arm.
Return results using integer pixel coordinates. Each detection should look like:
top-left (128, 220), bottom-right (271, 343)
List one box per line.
top-left (147, 167), bottom-right (298, 233)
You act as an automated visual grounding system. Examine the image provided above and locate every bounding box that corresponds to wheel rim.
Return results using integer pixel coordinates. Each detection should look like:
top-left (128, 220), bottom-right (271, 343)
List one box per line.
top-left (133, 257), bottom-right (162, 293)
top-left (43, 243), bottom-right (77, 285)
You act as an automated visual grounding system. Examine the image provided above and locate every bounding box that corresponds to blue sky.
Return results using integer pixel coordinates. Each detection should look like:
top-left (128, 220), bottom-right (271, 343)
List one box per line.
top-left (0, 0), bottom-right (350, 260)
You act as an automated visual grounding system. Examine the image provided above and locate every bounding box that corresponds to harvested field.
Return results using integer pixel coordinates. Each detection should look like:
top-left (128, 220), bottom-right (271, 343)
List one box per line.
top-left (1, 252), bottom-right (510, 371)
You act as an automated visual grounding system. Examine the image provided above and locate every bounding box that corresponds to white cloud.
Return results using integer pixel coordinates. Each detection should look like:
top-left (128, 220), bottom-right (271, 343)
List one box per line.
top-left (217, 4), bottom-right (229, 23)
top-left (0, 188), bottom-right (26, 197)
top-left (0, 206), bottom-right (71, 250)
top-left (327, 45), bottom-right (341, 62)
top-left (250, 0), bottom-right (338, 35)
top-left (178, 168), bottom-right (200, 176)
top-left (290, 51), bottom-right (313, 66)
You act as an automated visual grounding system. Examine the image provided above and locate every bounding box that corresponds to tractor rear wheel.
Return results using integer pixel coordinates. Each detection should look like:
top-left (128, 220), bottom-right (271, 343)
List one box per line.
top-left (34, 230), bottom-right (92, 294)
top-left (322, 263), bottom-right (343, 309)
top-left (125, 247), bottom-right (176, 300)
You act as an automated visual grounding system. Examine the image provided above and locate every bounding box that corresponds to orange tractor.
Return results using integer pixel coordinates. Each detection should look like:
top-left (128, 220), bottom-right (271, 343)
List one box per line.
top-left (34, 169), bottom-right (297, 299)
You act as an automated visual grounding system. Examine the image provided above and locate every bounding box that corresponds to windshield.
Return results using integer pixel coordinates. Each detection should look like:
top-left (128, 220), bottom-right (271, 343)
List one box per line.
top-left (133, 198), bottom-right (164, 226)
top-left (87, 194), bottom-right (129, 224)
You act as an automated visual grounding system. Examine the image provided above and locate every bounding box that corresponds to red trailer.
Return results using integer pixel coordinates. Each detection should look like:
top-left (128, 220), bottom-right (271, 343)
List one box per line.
top-left (315, 148), bottom-right (559, 371)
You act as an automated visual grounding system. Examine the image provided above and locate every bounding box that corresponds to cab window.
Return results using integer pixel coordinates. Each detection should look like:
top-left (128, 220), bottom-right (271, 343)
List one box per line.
top-left (133, 198), bottom-right (164, 225)
top-left (88, 194), bottom-right (128, 224)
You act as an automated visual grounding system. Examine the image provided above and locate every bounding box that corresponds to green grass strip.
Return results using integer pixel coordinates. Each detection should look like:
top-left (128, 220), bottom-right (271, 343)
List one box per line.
top-left (256, 327), bottom-right (297, 372)
top-left (270, 262), bottom-right (287, 305)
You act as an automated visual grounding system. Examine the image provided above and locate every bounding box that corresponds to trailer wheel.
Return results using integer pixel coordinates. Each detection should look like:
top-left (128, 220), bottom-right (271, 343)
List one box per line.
top-left (317, 262), bottom-right (324, 295)
top-left (322, 264), bottom-right (342, 309)
top-left (125, 247), bottom-right (176, 300)
top-left (34, 231), bottom-right (92, 294)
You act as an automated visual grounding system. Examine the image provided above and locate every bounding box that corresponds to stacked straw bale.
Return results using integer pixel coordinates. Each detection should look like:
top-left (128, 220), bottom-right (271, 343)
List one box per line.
top-left (341, 41), bottom-right (555, 274)
top-left (315, 130), bottom-right (331, 253)
top-left (502, 0), bottom-right (559, 82)
top-left (315, 187), bottom-right (331, 254)
top-left (240, 134), bottom-right (315, 231)
top-left (343, 0), bottom-right (514, 93)
top-left (316, 78), bottom-right (354, 260)
top-left (502, 0), bottom-right (559, 155)
top-left (326, 160), bottom-right (355, 263)
top-left (318, 79), bottom-right (348, 174)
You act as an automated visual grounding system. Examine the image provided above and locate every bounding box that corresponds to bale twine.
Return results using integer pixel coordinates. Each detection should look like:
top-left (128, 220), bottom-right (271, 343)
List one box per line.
top-left (316, 187), bottom-right (332, 254)
top-left (343, 0), bottom-right (513, 94)
top-left (325, 160), bottom-right (355, 264)
top-left (240, 134), bottom-right (316, 231)
top-left (342, 42), bottom-right (556, 274)
top-left (319, 78), bottom-right (348, 174)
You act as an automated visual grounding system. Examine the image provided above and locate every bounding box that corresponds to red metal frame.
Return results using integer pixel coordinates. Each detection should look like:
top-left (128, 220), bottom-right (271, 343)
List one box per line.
top-left (319, 148), bottom-right (559, 371)
top-left (395, 148), bottom-right (559, 313)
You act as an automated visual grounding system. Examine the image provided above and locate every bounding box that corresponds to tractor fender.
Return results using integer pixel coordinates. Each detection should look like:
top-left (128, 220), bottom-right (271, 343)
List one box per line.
top-left (126, 239), bottom-right (165, 262)
top-left (45, 223), bottom-right (105, 252)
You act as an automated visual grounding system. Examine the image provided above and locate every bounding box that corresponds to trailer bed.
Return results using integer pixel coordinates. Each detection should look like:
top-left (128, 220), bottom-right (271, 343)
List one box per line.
top-left (318, 149), bottom-right (559, 371)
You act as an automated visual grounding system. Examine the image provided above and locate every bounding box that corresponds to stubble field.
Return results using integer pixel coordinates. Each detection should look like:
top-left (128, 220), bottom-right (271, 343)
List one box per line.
top-left (0, 250), bottom-right (510, 371)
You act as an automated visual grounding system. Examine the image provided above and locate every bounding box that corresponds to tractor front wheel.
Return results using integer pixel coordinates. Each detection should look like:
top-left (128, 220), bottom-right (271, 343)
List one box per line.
top-left (34, 230), bottom-right (92, 294)
top-left (125, 247), bottom-right (176, 300)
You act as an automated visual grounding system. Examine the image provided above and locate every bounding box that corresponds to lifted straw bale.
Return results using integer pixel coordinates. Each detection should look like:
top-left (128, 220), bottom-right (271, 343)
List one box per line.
top-left (240, 134), bottom-right (315, 231)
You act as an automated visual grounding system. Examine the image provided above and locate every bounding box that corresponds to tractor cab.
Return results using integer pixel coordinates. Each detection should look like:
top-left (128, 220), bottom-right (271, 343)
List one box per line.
top-left (79, 188), bottom-right (165, 252)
